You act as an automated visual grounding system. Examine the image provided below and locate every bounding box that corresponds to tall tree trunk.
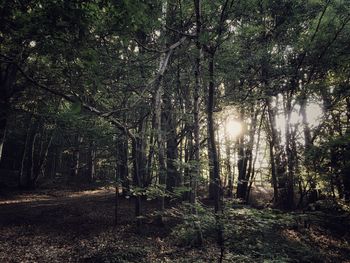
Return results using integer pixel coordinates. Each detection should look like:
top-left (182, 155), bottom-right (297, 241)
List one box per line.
top-left (236, 109), bottom-right (247, 199)
top-left (154, 0), bottom-right (169, 223)
top-left (207, 51), bottom-right (221, 212)
top-left (88, 140), bottom-right (96, 183)
top-left (146, 114), bottom-right (155, 187)
top-left (192, 0), bottom-right (204, 246)
top-left (116, 134), bottom-right (129, 195)
top-left (0, 63), bottom-right (17, 163)
top-left (137, 116), bottom-right (147, 187)
top-left (224, 125), bottom-right (233, 197)
top-left (299, 91), bottom-right (315, 203)
top-left (237, 106), bottom-right (258, 201)
top-left (284, 92), bottom-right (295, 209)
top-left (266, 98), bottom-right (280, 203)
top-left (155, 79), bottom-right (167, 217)
top-left (236, 134), bottom-right (246, 199)
top-left (34, 129), bottom-right (54, 184)
top-left (0, 104), bottom-right (7, 164)
top-left (26, 123), bottom-right (39, 188)
top-left (19, 119), bottom-right (33, 187)
top-left (343, 97), bottom-right (350, 202)
top-left (192, 88), bottom-right (199, 206)
top-left (268, 138), bottom-right (279, 202)
top-left (246, 107), bottom-right (264, 202)
top-left (164, 93), bottom-right (179, 191)
top-left (49, 146), bottom-right (58, 178)
top-left (299, 92), bottom-right (312, 152)
top-left (70, 135), bottom-right (83, 178)
top-left (132, 138), bottom-right (142, 228)
top-left (184, 127), bottom-right (193, 201)
top-left (115, 133), bottom-right (129, 225)
top-left (320, 88), bottom-right (343, 198)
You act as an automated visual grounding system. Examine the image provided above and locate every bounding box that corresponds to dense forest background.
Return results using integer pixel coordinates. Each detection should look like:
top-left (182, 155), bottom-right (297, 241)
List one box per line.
top-left (1, 0), bottom-right (350, 262)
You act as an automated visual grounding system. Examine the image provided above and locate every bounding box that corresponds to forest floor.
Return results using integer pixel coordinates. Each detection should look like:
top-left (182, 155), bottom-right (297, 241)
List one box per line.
top-left (0, 186), bottom-right (350, 263)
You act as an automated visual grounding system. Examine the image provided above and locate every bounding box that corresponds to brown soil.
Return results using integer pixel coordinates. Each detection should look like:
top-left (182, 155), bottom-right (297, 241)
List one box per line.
top-left (1, 187), bottom-right (350, 262)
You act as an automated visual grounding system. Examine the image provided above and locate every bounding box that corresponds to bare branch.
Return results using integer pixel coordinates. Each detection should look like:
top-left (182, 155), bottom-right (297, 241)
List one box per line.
top-left (134, 36), bottom-right (187, 53)
top-left (165, 25), bottom-right (196, 38)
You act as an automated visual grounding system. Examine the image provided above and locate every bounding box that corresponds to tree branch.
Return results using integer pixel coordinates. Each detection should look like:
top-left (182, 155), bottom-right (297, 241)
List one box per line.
top-left (134, 36), bottom-right (187, 53)
top-left (16, 64), bottom-right (136, 140)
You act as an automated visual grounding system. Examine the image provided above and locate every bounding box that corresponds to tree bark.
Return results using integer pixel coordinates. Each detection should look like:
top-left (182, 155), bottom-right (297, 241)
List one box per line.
top-left (236, 109), bottom-right (248, 199)
top-left (0, 104), bottom-right (7, 164)
top-left (25, 122), bottom-right (39, 188)
top-left (343, 97), bottom-right (350, 202)
top-left (192, 0), bottom-right (204, 246)
top-left (193, 34), bottom-right (201, 203)
top-left (283, 92), bottom-right (295, 209)
top-left (132, 138), bottom-right (142, 228)
top-left (116, 133), bottom-right (129, 195)
top-left (115, 133), bottom-right (129, 225)
top-left (224, 125), bottom-right (233, 197)
top-left (164, 93), bottom-right (180, 191)
top-left (154, 77), bottom-right (167, 216)
top-left (266, 98), bottom-right (280, 203)
top-left (0, 63), bottom-right (18, 163)
top-left (70, 135), bottom-right (83, 178)
top-left (207, 51), bottom-right (221, 212)
top-left (19, 118), bottom-right (33, 187)
top-left (88, 140), bottom-right (96, 183)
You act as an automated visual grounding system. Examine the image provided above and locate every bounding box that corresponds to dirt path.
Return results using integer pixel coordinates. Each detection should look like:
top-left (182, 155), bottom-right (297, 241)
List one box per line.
top-left (0, 187), bottom-right (205, 263)
top-left (0, 188), bottom-right (166, 262)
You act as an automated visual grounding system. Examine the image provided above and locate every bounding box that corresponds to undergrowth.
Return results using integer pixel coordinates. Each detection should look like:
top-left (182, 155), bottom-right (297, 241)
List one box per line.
top-left (169, 199), bottom-right (350, 262)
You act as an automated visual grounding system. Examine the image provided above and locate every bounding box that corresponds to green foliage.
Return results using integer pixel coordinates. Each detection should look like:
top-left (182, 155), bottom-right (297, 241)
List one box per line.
top-left (129, 185), bottom-right (170, 200)
top-left (171, 202), bottom-right (215, 246)
top-left (222, 207), bottom-right (324, 262)
top-left (172, 186), bottom-right (192, 198)
top-left (171, 203), bottom-right (328, 261)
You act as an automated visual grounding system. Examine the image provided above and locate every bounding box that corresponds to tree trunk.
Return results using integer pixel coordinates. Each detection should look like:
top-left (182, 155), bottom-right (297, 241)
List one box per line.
top-left (25, 124), bottom-right (39, 188)
top-left (236, 109), bottom-right (248, 199)
top-left (132, 138), bottom-right (143, 228)
top-left (184, 127), bottom-right (193, 201)
top-left (88, 141), bottom-right (96, 183)
top-left (207, 51), bottom-right (221, 212)
top-left (343, 97), bottom-right (350, 202)
top-left (164, 93), bottom-right (179, 191)
top-left (299, 92), bottom-right (312, 152)
top-left (146, 114), bottom-right (155, 187)
top-left (266, 98), bottom-right (280, 203)
top-left (19, 119), bottom-right (32, 187)
top-left (0, 63), bottom-right (18, 163)
top-left (137, 116), bottom-right (147, 187)
top-left (0, 104), bottom-right (7, 164)
top-left (224, 126), bottom-right (233, 197)
top-left (192, 0), bottom-right (204, 246)
top-left (246, 108), bottom-right (264, 202)
top-left (115, 134), bottom-right (129, 225)
top-left (179, 50), bottom-right (194, 199)
top-left (154, 78), bottom-right (167, 217)
top-left (70, 135), bottom-right (83, 178)
top-left (116, 134), bottom-right (129, 195)
top-left (34, 129), bottom-right (54, 184)
top-left (283, 92), bottom-right (295, 209)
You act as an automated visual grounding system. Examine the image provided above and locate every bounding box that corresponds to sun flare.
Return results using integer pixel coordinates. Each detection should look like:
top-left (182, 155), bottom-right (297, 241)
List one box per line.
top-left (225, 119), bottom-right (243, 139)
